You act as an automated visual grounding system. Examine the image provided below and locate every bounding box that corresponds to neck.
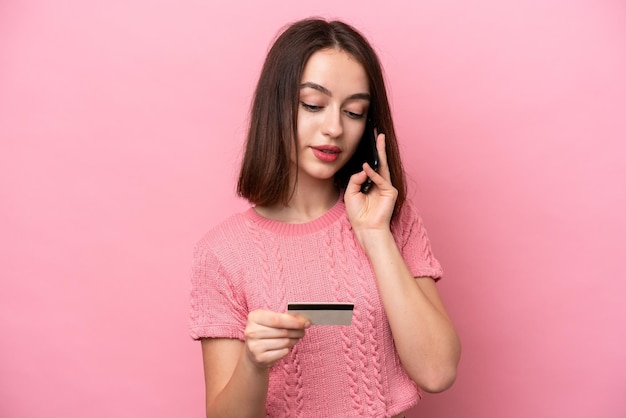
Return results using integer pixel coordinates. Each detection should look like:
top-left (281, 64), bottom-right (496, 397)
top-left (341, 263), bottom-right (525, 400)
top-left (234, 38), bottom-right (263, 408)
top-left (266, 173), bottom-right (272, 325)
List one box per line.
top-left (255, 178), bottom-right (340, 224)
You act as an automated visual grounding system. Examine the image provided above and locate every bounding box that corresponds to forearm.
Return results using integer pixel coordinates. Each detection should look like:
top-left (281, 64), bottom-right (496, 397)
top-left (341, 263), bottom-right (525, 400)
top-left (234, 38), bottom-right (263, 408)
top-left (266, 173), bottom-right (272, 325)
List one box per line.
top-left (207, 348), bottom-right (269, 418)
top-left (360, 230), bottom-right (461, 392)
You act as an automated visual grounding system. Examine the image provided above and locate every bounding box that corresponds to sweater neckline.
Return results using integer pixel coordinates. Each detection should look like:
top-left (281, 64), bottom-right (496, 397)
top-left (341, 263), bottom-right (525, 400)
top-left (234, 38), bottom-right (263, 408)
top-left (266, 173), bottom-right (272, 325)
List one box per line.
top-left (243, 196), bottom-right (346, 236)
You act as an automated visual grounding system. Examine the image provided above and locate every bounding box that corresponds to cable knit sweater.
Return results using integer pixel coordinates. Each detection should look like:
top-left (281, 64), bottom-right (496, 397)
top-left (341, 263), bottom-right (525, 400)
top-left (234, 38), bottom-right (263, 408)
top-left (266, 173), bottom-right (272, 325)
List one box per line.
top-left (189, 197), bottom-right (443, 417)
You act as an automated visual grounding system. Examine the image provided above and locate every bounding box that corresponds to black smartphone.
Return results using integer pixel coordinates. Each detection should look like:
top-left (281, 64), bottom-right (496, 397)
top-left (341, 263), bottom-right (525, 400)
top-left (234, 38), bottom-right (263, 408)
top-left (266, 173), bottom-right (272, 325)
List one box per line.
top-left (359, 118), bottom-right (379, 193)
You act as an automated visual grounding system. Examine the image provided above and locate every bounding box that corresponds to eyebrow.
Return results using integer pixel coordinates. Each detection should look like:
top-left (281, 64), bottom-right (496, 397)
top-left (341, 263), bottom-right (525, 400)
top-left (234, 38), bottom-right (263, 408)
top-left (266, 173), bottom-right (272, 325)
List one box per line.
top-left (300, 82), bottom-right (371, 101)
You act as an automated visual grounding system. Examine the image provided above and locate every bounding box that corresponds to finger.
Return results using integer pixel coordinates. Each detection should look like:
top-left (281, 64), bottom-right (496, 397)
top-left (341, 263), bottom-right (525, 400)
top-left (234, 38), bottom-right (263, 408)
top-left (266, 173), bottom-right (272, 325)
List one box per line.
top-left (251, 347), bottom-right (291, 366)
top-left (245, 325), bottom-right (306, 340)
top-left (285, 314), bottom-right (313, 329)
top-left (345, 169), bottom-right (369, 195)
top-left (362, 162), bottom-right (392, 192)
top-left (250, 310), bottom-right (310, 330)
top-left (376, 133), bottom-right (391, 181)
top-left (248, 336), bottom-right (303, 353)
top-left (246, 336), bottom-right (305, 367)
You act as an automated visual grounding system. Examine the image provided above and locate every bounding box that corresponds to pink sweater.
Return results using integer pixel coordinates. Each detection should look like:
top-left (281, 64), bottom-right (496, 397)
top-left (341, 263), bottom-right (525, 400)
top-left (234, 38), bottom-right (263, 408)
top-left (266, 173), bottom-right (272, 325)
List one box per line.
top-left (189, 197), bottom-right (443, 417)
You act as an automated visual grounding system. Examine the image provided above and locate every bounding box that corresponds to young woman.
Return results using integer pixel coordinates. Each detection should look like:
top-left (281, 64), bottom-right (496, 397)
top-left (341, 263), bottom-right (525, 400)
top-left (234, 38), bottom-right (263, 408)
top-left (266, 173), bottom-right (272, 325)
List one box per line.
top-left (189, 18), bottom-right (461, 418)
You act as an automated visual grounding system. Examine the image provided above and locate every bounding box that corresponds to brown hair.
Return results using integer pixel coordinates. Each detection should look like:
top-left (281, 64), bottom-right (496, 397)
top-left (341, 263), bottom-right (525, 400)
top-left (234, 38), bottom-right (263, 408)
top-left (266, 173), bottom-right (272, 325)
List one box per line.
top-left (237, 18), bottom-right (407, 220)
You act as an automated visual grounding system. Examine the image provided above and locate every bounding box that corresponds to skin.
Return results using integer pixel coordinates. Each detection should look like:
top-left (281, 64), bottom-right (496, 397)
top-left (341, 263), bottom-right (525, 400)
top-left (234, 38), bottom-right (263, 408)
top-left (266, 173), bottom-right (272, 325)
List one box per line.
top-left (201, 48), bottom-right (461, 418)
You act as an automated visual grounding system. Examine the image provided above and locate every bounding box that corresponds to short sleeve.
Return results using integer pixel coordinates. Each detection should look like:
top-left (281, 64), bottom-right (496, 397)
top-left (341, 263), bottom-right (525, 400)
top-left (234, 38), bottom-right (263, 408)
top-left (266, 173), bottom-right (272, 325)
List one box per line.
top-left (393, 201), bottom-right (444, 280)
top-left (188, 239), bottom-right (248, 340)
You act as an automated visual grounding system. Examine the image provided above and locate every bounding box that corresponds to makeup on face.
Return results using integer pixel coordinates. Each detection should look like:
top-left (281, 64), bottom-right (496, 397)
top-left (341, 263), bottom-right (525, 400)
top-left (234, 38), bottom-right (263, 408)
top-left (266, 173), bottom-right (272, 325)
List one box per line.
top-left (293, 48), bottom-right (371, 186)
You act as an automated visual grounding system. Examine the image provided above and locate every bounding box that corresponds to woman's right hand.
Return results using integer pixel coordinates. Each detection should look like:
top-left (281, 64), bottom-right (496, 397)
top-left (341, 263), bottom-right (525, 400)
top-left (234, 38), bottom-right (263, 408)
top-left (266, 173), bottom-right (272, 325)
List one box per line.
top-left (244, 309), bottom-right (310, 369)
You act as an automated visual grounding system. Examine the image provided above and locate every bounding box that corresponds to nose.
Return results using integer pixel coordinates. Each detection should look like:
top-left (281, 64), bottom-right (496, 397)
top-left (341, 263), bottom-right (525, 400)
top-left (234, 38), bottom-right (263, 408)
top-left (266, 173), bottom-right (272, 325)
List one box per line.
top-left (321, 109), bottom-right (343, 138)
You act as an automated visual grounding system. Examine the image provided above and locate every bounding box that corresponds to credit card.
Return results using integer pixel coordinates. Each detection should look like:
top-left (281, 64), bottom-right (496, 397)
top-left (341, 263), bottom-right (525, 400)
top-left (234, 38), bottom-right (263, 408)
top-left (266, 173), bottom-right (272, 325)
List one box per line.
top-left (287, 302), bottom-right (354, 325)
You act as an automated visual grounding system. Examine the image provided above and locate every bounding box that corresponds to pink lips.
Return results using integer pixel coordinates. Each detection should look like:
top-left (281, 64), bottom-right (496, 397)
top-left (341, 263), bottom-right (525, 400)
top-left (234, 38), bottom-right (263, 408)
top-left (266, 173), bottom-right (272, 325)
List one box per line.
top-left (311, 145), bottom-right (341, 162)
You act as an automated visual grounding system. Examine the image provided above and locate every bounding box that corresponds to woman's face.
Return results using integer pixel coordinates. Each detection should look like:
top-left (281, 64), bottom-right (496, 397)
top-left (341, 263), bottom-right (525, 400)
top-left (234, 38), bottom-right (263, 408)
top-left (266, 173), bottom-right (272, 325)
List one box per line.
top-left (293, 48), bottom-right (370, 188)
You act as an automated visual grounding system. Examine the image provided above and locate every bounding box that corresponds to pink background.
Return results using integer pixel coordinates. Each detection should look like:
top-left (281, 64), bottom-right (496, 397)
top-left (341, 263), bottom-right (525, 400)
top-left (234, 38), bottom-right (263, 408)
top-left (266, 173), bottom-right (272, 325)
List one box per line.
top-left (1, 0), bottom-right (625, 417)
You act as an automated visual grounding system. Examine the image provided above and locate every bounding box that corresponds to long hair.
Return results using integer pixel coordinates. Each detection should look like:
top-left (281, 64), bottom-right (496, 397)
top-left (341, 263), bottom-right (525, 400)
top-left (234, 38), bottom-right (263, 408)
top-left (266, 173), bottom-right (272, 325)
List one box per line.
top-left (237, 18), bottom-right (407, 220)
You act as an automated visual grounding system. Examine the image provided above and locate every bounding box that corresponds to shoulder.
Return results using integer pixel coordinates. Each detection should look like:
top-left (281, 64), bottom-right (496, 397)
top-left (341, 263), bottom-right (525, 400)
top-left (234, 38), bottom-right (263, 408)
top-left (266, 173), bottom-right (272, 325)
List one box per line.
top-left (195, 210), bottom-right (253, 255)
top-left (391, 198), bottom-right (437, 250)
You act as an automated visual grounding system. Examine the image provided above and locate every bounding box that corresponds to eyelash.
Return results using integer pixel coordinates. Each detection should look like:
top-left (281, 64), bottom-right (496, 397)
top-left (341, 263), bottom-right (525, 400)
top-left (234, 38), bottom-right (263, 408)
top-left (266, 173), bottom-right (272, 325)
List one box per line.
top-left (300, 102), bottom-right (365, 119)
top-left (301, 102), bottom-right (321, 112)
top-left (347, 111), bottom-right (365, 119)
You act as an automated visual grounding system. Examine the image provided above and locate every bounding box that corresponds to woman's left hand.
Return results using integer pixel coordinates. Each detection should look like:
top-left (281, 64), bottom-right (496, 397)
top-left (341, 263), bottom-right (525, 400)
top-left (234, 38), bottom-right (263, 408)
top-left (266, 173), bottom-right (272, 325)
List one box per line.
top-left (344, 133), bottom-right (398, 238)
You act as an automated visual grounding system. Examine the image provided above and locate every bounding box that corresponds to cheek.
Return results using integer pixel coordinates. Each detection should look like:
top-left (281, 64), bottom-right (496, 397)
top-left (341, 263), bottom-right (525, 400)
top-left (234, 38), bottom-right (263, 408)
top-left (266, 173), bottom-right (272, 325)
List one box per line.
top-left (345, 126), bottom-right (364, 157)
top-left (296, 112), bottom-right (317, 139)
top-left (294, 113), bottom-right (308, 153)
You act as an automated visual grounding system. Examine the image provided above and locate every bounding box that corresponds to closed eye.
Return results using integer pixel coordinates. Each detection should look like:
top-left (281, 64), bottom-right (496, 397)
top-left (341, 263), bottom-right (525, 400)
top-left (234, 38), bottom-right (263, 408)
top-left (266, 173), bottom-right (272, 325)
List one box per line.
top-left (346, 111), bottom-right (365, 119)
top-left (301, 102), bottom-right (322, 112)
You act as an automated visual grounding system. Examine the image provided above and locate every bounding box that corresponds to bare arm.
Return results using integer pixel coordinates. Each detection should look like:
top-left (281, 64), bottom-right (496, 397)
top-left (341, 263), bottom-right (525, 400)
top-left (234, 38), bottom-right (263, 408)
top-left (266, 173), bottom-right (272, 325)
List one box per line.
top-left (345, 134), bottom-right (461, 392)
top-left (358, 230), bottom-right (461, 392)
top-left (202, 338), bottom-right (268, 418)
top-left (200, 310), bottom-right (310, 417)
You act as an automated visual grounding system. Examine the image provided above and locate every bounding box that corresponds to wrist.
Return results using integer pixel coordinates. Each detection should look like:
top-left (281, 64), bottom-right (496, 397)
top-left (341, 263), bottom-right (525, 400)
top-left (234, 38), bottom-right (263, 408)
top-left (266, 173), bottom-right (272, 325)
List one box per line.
top-left (355, 228), bottom-right (395, 257)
